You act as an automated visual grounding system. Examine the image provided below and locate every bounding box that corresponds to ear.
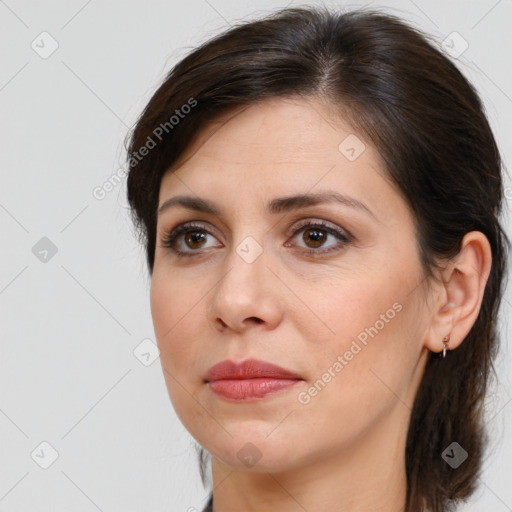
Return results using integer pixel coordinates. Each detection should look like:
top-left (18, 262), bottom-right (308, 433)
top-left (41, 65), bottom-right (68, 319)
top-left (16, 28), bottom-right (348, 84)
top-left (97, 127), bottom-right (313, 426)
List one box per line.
top-left (423, 231), bottom-right (492, 355)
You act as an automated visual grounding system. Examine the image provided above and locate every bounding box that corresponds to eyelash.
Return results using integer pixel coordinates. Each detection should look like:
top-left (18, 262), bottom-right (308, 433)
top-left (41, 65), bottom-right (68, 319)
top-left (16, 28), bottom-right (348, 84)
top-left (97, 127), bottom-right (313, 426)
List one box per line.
top-left (159, 220), bottom-right (353, 259)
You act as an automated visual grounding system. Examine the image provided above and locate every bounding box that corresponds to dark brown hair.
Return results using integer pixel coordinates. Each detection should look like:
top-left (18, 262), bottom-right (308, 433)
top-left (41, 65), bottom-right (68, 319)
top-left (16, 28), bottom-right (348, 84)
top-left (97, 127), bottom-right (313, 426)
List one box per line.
top-left (125, 5), bottom-right (509, 511)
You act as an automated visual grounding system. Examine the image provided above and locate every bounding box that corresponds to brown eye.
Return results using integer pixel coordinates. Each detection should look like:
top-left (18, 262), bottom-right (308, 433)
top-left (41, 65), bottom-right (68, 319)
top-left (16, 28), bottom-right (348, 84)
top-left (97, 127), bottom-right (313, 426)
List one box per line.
top-left (287, 220), bottom-right (352, 256)
top-left (160, 222), bottom-right (222, 257)
top-left (183, 231), bottom-right (208, 249)
top-left (301, 227), bottom-right (328, 248)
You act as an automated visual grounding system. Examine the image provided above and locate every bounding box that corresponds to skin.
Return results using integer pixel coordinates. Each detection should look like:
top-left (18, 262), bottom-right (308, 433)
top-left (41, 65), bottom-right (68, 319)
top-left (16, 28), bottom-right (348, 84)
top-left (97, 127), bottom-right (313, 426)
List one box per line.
top-left (150, 96), bottom-right (492, 512)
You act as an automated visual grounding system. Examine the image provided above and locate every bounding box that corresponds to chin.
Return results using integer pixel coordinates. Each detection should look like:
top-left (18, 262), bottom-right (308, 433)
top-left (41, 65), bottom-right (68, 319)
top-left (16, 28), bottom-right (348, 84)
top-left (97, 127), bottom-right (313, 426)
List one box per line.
top-left (200, 431), bottom-right (305, 473)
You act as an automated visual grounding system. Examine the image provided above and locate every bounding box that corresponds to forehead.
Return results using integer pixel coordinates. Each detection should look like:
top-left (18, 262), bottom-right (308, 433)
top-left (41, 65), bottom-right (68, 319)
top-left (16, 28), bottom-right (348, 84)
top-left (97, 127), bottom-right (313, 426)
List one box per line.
top-left (157, 96), bottom-right (402, 222)
top-left (167, 96), bottom-right (370, 169)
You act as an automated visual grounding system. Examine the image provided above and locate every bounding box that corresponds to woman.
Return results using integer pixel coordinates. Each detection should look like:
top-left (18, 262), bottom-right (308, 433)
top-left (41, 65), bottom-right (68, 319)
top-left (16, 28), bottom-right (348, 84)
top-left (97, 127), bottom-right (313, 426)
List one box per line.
top-left (125, 6), bottom-right (509, 512)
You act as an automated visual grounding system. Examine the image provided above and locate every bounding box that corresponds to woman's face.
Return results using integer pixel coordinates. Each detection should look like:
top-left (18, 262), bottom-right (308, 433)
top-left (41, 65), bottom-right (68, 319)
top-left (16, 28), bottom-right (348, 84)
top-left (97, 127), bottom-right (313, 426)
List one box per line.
top-left (151, 96), bottom-right (433, 473)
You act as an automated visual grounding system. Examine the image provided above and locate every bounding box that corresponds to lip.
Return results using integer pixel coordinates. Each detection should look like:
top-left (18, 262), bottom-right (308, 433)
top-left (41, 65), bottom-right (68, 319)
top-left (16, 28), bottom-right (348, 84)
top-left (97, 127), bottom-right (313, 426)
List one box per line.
top-left (205, 358), bottom-right (302, 381)
top-left (204, 358), bottom-right (303, 401)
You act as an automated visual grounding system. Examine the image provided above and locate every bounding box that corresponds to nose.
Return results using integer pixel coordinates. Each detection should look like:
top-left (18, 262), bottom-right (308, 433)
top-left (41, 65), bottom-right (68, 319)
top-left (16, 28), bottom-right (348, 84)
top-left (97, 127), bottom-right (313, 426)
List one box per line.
top-left (208, 243), bottom-right (284, 333)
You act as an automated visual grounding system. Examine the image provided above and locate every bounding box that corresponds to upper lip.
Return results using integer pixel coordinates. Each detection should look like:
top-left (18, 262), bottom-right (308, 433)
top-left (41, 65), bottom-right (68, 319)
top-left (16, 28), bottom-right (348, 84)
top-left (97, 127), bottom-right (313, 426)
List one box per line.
top-left (204, 358), bottom-right (302, 381)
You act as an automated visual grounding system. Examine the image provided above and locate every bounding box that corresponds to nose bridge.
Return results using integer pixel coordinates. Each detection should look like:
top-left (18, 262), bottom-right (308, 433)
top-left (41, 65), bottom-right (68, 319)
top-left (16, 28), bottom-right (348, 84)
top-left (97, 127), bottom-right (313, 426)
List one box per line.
top-left (209, 234), bottom-right (283, 330)
top-left (216, 235), bottom-right (269, 305)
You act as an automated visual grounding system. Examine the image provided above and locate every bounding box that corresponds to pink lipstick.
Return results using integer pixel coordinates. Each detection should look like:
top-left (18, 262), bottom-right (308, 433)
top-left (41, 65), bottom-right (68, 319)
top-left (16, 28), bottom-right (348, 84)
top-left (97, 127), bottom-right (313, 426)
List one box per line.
top-left (204, 358), bottom-right (303, 401)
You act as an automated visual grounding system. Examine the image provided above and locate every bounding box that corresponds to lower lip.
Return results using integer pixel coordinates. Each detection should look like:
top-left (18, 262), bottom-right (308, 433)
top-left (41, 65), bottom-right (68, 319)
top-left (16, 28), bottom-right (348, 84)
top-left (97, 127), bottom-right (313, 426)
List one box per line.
top-left (207, 378), bottom-right (301, 401)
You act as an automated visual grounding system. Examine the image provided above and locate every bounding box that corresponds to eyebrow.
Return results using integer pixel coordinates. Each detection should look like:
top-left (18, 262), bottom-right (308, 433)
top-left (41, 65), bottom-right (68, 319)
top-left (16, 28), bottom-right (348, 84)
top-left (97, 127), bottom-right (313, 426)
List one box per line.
top-left (158, 191), bottom-right (376, 219)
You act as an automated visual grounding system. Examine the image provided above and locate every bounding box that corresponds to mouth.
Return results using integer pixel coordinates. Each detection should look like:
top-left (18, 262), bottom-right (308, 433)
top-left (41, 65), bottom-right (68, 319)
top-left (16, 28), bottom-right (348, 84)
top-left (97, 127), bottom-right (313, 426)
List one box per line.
top-left (204, 358), bottom-right (303, 401)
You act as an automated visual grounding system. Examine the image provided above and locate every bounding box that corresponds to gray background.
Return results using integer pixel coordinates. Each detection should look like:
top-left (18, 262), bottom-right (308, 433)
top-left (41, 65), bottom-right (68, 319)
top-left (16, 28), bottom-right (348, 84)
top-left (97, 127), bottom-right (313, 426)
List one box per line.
top-left (1, 0), bottom-right (511, 510)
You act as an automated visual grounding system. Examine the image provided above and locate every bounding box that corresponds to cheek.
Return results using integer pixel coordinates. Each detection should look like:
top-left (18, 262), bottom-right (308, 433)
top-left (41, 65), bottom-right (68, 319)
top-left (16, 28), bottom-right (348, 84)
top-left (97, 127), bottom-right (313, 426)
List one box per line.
top-left (150, 276), bottom-right (208, 428)
top-left (299, 271), bottom-right (405, 352)
top-left (149, 272), bottom-right (204, 375)
top-left (296, 272), bottom-right (418, 404)
top-left (293, 318), bottom-right (413, 449)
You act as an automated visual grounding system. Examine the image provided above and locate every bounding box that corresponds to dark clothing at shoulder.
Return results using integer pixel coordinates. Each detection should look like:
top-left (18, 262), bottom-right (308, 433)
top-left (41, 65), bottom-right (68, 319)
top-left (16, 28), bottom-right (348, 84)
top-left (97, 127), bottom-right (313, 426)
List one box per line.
top-left (202, 495), bottom-right (213, 512)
